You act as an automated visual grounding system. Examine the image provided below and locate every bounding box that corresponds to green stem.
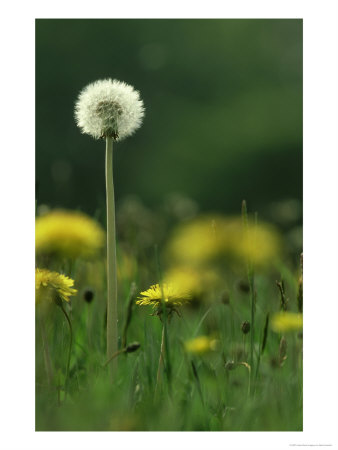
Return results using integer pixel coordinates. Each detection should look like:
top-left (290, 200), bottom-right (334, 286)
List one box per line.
top-left (155, 246), bottom-right (172, 392)
top-left (105, 136), bottom-right (118, 377)
top-left (122, 282), bottom-right (136, 349)
top-left (59, 302), bottom-right (73, 398)
top-left (242, 200), bottom-right (256, 383)
top-left (249, 277), bottom-right (255, 374)
top-left (155, 326), bottom-right (165, 397)
top-left (191, 359), bottom-right (205, 407)
top-left (238, 362), bottom-right (251, 398)
top-left (38, 313), bottom-right (53, 386)
top-left (104, 348), bottom-right (125, 367)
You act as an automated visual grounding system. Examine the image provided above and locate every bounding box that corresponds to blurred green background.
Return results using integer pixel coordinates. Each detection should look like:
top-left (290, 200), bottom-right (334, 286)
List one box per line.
top-left (36, 19), bottom-right (302, 220)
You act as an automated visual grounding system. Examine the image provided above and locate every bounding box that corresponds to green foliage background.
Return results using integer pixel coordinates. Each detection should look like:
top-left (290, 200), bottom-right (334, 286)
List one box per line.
top-left (36, 19), bottom-right (302, 216)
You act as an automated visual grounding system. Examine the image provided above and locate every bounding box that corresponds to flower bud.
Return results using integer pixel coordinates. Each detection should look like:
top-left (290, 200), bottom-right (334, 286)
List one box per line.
top-left (221, 291), bottom-right (230, 305)
top-left (83, 288), bottom-right (95, 303)
top-left (241, 321), bottom-right (251, 335)
top-left (225, 360), bottom-right (236, 371)
top-left (237, 279), bottom-right (250, 293)
top-left (126, 342), bottom-right (141, 353)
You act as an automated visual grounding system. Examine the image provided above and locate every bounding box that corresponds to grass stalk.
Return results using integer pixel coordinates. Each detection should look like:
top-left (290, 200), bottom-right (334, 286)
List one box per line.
top-left (297, 253), bottom-right (303, 313)
top-left (276, 280), bottom-right (288, 311)
top-left (38, 313), bottom-right (54, 386)
top-left (59, 302), bottom-right (73, 399)
top-left (191, 360), bottom-right (205, 407)
top-left (238, 362), bottom-right (251, 398)
top-left (105, 136), bottom-right (118, 378)
top-left (241, 200), bottom-right (255, 378)
top-left (261, 313), bottom-right (269, 356)
top-left (104, 342), bottom-right (140, 367)
top-left (104, 348), bottom-right (125, 367)
top-left (122, 282), bottom-right (137, 349)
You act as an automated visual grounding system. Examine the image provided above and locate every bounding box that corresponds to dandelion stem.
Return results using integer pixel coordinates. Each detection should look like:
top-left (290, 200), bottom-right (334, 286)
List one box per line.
top-left (155, 326), bottom-right (165, 396)
top-left (38, 313), bottom-right (53, 386)
top-left (105, 136), bottom-right (118, 378)
top-left (59, 302), bottom-right (73, 398)
top-left (154, 245), bottom-right (172, 393)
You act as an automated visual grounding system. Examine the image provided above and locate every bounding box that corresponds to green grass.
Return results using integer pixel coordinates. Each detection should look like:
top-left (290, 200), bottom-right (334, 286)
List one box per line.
top-left (35, 208), bottom-right (302, 431)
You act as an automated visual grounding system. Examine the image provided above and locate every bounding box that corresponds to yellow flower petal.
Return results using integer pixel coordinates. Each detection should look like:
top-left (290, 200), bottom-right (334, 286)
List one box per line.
top-left (36, 268), bottom-right (77, 304)
top-left (136, 283), bottom-right (190, 309)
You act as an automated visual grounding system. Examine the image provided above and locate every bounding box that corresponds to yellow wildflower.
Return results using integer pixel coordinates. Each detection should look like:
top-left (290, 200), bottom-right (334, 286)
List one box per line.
top-left (35, 210), bottom-right (105, 259)
top-left (136, 283), bottom-right (190, 310)
top-left (184, 336), bottom-right (219, 355)
top-left (117, 249), bottom-right (138, 282)
top-left (35, 268), bottom-right (77, 305)
top-left (166, 215), bottom-right (281, 268)
top-left (236, 221), bottom-right (281, 266)
top-left (166, 217), bottom-right (222, 265)
top-left (164, 265), bottom-right (220, 299)
top-left (270, 312), bottom-right (303, 333)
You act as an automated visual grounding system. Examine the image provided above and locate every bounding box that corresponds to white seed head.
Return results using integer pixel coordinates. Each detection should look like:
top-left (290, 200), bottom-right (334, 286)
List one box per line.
top-left (74, 79), bottom-right (145, 141)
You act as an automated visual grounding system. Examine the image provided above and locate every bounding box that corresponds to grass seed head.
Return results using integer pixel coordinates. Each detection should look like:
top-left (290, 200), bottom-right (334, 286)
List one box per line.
top-left (83, 288), bottom-right (95, 303)
top-left (225, 360), bottom-right (236, 371)
top-left (241, 321), bottom-right (251, 335)
top-left (221, 290), bottom-right (230, 305)
top-left (126, 342), bottom-right (141, 353)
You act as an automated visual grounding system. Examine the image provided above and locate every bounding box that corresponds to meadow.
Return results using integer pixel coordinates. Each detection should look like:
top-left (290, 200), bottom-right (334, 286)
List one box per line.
top-left (35, 197), bottom-right (303, 431)
top-left (35, 18), bottom-right (302, 433)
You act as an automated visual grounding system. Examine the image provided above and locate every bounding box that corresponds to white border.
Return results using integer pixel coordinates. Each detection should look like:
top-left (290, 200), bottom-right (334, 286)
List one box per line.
top-left (1, 1), bottom-right (337, 449)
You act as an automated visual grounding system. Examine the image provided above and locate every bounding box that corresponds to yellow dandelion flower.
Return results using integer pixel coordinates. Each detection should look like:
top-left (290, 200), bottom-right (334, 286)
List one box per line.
top-left (235, 220), bottom-right (281, 266)
top-left (270, 312), bottom-right (303, 333)
top-left (35, 210), bottom-right (105, 259)
top-left (184, 336), bottom-right (219, 355)
top-left (166, 215), bottom-right (281, 268)
top-left (166, 217), bottom-right (222, 266)
top-left (164, 265), bottom-right (220, 299)
top-left (35, 268), bottom-right (77, 305)
top-left (136, 283), bottom-right (190, 310)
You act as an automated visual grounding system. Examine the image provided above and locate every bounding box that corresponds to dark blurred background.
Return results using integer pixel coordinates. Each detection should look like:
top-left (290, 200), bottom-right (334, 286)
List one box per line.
top-left (36, 19), bottom-right (302, 222)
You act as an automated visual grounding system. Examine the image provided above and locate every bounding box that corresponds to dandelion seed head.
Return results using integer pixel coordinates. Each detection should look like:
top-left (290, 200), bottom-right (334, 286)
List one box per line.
top-left (74, 79), bottom-right (145, 140)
